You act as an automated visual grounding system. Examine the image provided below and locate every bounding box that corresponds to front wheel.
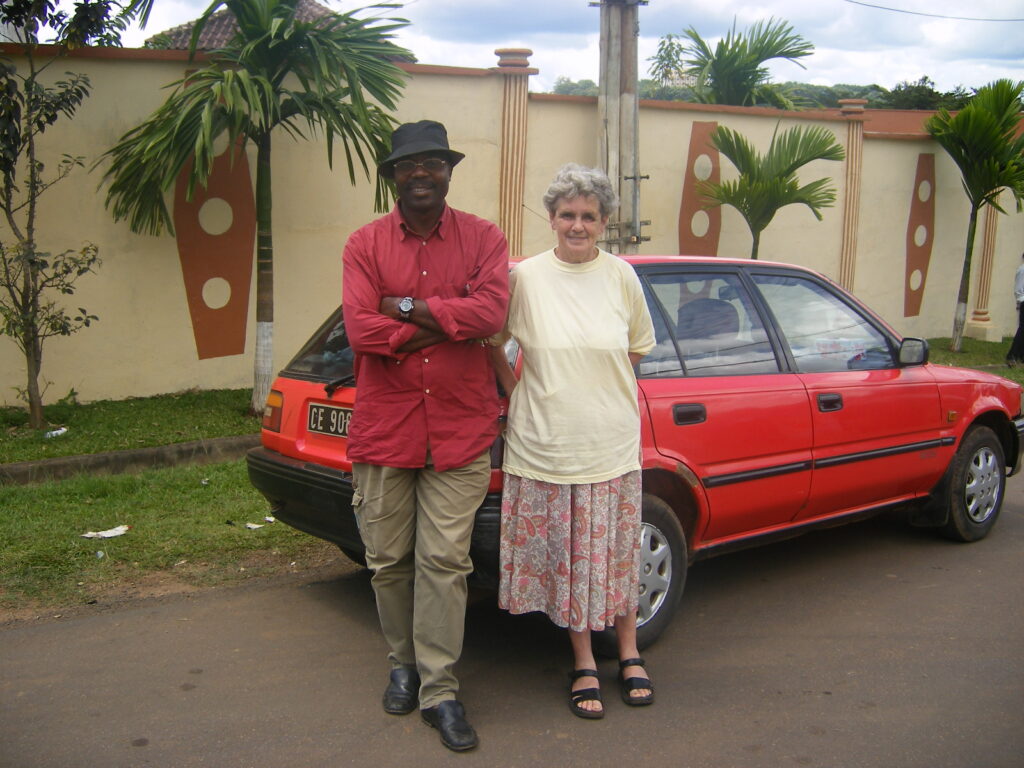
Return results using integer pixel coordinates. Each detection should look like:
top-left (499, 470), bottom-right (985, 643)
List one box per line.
top-left (595, 494), bottom-right (687, 655)
top-left (941, 425), bottom-right (1005, 542)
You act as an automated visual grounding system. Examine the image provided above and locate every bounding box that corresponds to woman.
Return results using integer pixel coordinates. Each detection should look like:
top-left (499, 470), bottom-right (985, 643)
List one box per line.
top-left (491, 163), bottom-right (656, 719)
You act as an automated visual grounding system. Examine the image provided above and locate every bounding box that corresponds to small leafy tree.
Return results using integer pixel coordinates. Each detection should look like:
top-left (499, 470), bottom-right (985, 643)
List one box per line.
top-left (700, 123), bottom-right (845, 259)
top-left (925, 79), bottom-right (1024, 352)
top-left (0, 0), bottom-right (152, 428)
top-left (99, 0), bottom-right (409, 414)
top-left (881, 76), bottom-right (972, 111)
top-left (649, 18), bottom-right (813, 109)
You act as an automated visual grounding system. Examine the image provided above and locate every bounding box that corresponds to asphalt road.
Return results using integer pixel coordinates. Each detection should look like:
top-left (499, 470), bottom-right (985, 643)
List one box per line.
top-left (3, 484), bottom-right (1023, 768)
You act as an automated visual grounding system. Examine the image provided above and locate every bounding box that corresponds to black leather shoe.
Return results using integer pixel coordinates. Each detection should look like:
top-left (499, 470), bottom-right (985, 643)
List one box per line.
top-left (420, 700), bottom-right (479, 752)
top-left (382, 666), bottom-right (419, 715)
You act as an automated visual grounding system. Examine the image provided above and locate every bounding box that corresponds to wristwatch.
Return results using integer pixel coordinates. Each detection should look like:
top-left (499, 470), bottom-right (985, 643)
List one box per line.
top-left (398, 296), bottom-right (414, 321)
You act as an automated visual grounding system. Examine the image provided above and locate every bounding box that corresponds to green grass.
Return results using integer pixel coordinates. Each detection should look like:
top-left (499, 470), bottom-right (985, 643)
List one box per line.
top-left (0, 460), bottom-right (336, 613)
top-left (926, 336), bottom-right (1024, 386)
top-left (1, 388), bottom-right (259, 464)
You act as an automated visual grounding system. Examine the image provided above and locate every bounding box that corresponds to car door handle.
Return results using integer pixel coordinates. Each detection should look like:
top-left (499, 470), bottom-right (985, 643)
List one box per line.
top-left (673, 403), bottom-right (707, 425)
top-left (817, 393), bottom-right (843, 412)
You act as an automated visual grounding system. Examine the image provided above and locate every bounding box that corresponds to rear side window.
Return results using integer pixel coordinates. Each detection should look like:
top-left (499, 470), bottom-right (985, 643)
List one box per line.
top-left (283, 307), bottom-right (354, 381)
top-left (641, 272), bottom-right (780, 377)
top-left (752, 274), bottom-right (895, 372)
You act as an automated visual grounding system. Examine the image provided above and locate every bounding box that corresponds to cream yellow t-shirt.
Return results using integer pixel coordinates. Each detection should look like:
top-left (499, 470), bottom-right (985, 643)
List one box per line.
top-left (502, 248), bottom-right (656, 484)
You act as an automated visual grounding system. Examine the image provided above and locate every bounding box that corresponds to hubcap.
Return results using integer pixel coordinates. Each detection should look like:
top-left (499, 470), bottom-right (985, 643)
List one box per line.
top-left (637, 522), bottom-right (672, 627)
top-left (965, 446), bottom-right (1001, 523)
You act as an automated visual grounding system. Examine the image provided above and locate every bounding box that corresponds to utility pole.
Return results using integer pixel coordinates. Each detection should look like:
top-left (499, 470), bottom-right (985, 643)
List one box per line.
top-left (594, 0), bottom-right (648, 253)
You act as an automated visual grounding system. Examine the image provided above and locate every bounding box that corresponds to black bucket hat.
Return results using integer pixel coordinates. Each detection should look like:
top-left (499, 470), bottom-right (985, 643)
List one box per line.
top-left (378, 120), bottom-right (465, 178)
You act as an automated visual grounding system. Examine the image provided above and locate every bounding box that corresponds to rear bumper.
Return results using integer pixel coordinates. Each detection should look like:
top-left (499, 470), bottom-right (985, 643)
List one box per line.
top-left (245, 447), bottom-right (502, 587)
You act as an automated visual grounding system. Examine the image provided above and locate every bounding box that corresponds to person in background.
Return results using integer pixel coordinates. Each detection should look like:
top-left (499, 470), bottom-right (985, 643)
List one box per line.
top-left (342, 120), bottom-right (509, 752)
top-left (1006, 252), bottom-right (1024, 367)
top-left (490, 163), bottom-right (656, 719)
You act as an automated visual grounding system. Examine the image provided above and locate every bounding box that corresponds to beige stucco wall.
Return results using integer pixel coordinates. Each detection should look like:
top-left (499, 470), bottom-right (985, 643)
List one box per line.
top-left (1, 46), bottom-right (1022, 407)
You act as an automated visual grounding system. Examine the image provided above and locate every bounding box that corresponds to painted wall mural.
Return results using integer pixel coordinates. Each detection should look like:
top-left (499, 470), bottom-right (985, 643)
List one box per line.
top-left (904, 153), bottom-right (935, 318)
top-left (173, 143), bottom-right (256, 359)
top-left (678, 121), bottom-right (722, 256)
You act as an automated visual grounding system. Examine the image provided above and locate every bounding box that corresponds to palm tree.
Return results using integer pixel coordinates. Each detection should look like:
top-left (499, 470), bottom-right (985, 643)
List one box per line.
top-left (700, 123), bottom-right (845, 259)
top-left (99, 0), bottom-right (409, 412)
top-left (925, 79), bottom-right (1024, 352)
top-left (649, 18), bottom-right (812, 109)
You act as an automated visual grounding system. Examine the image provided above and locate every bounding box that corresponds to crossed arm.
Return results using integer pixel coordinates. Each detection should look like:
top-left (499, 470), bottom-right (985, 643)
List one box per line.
top-left (378, 296), bottom-right (447, 353)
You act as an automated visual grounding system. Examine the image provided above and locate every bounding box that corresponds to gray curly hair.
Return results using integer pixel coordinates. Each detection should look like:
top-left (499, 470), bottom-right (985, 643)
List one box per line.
top-left (542, 163), bottom-right (619, 218)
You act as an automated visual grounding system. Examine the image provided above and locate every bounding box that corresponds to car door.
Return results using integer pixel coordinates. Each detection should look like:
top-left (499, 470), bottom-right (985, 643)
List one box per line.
top-left (749, 271), bottom-right (945, 520)
top-left (637, 267), bottom-right (813, 542)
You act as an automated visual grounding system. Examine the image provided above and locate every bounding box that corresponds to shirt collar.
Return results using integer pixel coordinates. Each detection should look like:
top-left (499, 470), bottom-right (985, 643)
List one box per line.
top-left (394, 202), bottom-right (450, 241)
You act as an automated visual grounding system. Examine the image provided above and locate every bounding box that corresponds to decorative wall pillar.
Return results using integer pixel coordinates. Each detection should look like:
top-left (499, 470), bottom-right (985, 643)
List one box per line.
top-left (838, 99), bottom-right (866, 291)
top-left (493, 48), bottom-right (536, 258)
top-left (904, 153), bottom-right (935, 317)
top-left (678, 121), bottom-right (721, 256)
top-left (965, 201), bottom-right (1003, 341)
top-left (173, 140), bottom-right (256, 359)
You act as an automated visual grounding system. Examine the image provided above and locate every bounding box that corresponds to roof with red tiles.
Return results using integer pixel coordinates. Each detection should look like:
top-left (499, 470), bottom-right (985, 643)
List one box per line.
top-left (147, 0), bottom-right (337, 50)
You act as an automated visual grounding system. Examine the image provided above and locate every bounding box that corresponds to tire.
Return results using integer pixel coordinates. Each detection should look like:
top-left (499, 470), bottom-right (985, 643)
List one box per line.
top-left (595, 494), bottom-right (687, 655)
top-left (941, 425), bottom-right (1005, 542)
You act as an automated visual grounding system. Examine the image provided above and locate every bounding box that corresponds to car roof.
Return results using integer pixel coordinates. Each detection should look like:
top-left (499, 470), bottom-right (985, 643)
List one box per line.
top-left (511, 253), bottom-right (815, 274)
top-left (620, 254), bottom-right (796, 269)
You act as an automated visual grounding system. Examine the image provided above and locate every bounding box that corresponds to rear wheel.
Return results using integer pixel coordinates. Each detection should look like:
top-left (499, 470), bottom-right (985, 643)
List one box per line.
top-left (941, 425), bottom-right (1005, 542)
top-left (595, 494), bottom-right (687, 655)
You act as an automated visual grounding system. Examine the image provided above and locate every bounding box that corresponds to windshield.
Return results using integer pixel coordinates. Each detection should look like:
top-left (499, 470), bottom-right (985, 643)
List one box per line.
top-left (282, 306), bottom-right (354, 382)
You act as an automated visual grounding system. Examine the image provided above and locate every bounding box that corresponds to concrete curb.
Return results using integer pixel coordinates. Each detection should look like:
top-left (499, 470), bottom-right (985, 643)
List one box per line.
top-left (0, 434), bottom-right (260, 486)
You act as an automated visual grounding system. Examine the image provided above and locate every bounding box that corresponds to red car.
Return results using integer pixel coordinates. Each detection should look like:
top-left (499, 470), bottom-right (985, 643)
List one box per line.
top-left (247, 256), bottom-right (1024, 648)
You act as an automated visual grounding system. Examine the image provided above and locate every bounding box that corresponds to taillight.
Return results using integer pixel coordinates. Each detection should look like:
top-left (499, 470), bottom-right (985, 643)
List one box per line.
top-left (262, 389), bottom-right (283, 432)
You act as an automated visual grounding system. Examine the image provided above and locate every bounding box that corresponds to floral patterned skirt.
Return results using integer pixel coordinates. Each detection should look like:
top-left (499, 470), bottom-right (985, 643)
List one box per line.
top-left (497, 471), bottom-right (642, 632)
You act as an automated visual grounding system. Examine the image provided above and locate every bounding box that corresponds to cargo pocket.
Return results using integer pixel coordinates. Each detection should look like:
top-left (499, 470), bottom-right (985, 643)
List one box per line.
top-left (351, 486), bottom-right (374, 559)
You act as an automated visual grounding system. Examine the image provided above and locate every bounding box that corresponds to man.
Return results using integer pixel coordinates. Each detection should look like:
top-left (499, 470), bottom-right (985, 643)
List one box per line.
top-left (1007, 252), bottom-right (1024, 367)
top-left (341, 120), bottom-right (509, 752)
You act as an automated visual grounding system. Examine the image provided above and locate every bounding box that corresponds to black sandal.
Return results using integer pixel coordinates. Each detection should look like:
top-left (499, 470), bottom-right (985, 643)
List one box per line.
top-left (568, 668), bottom-right (604, 719)
top-left (618, 657), bottom-right (655, 706)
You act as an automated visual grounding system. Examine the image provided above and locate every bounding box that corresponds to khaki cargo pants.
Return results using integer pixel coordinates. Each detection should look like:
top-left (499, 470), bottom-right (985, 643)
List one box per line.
top-left (351, 450), bottom-right (490, 709)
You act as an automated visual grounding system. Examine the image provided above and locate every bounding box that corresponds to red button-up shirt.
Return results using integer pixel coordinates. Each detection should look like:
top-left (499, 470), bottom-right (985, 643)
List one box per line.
top-left (341, 205), bottom-right (510, 471)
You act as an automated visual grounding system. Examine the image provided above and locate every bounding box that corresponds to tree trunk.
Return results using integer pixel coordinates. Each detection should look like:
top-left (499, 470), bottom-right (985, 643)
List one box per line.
top-left (750, 229), bottom-right (761, 260)
top-left (24, 328), bottom-right (45, 428)
top-left (251, 133), bottom-right (274, 415)
top-left (950, 205), bottom-right (980, 353)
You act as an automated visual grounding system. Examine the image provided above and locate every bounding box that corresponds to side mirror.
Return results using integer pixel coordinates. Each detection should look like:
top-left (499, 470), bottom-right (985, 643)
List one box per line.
top-left (899, 337), bottom-right (929, 366)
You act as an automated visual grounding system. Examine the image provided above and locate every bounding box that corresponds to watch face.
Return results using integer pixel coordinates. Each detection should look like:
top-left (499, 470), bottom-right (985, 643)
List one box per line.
top-left (399, 297), bottom-right (414, 313)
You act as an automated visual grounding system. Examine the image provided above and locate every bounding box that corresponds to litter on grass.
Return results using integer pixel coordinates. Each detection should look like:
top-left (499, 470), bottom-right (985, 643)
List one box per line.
top-left (81, 524), bottom-right (130, 539)
top-left (44, 427), bottom-right (68, 438)
top-left (245, 522), bottom-right (263, 530)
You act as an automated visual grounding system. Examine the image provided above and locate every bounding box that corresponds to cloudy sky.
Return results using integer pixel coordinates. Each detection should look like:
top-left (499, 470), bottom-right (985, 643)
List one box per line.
top-left (121, 0), bottom-right (1024, 93)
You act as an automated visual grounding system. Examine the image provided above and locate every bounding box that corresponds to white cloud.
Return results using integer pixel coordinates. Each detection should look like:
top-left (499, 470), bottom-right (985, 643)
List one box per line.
top-left (116, 0), bottom-right (1024, 92)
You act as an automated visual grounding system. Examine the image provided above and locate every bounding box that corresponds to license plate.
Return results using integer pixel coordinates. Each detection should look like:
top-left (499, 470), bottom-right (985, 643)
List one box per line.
top-left (307, 403), bottom-right (352, 438)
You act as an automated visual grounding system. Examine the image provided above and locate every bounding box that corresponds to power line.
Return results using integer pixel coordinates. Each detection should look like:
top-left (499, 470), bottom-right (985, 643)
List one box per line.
top-left (842, 0), bottom-right (1024, 22)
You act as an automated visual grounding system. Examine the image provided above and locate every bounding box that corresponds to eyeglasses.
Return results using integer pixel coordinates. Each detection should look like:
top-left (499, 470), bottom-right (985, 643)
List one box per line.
top-left (393, 157), bottom-right (448, 175)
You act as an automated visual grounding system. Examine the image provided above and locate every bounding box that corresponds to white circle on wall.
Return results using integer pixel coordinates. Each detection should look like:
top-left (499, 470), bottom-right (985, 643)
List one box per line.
top-left (212, 132), bottom-right (230, 157)
top-left (909, 269), bottom-right (923, 291)
top-left (917, 179), bottom-right (931, 202)
top-left (202, 277), bottom-right (231, 309)
top-left (691, 210), bottom-right (710, 237)
top-left (914, 224), bottom-right (928, 247)
top-left (693, 154), bottom-right (713, 181)
top-left (198, 198), bottom-right (233, 236)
